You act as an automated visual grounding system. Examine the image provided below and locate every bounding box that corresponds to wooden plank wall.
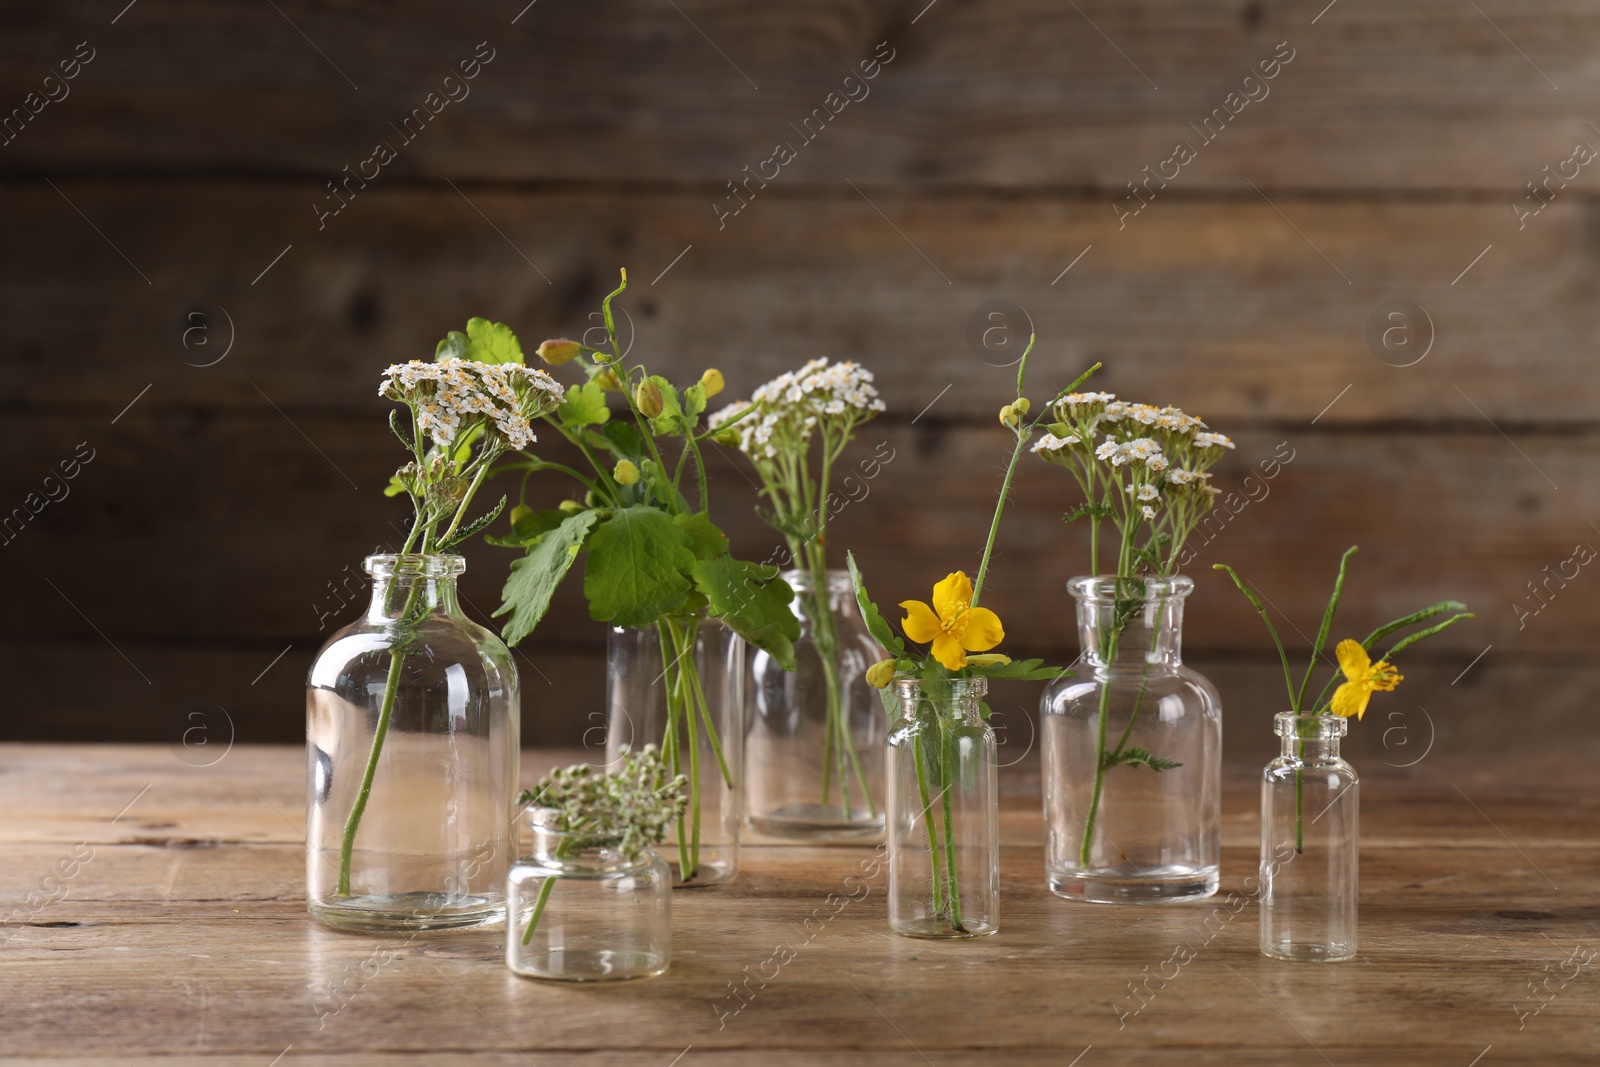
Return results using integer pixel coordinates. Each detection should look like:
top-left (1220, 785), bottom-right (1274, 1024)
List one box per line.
top-left (1, 1), bottom-right (1594, 766)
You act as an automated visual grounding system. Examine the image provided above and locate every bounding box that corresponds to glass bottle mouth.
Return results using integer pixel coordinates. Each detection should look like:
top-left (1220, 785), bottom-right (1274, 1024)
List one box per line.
top-left (364, 553), bottom-right (466, 579)
top-left (780, 568), bottom-right (856, 595)
top-left (522, 806), bottom-right (628, 855)
top-left (1067, 574), bottom-right (1193, 603)
top-left (1274, 712), bottom-right (1348, 739)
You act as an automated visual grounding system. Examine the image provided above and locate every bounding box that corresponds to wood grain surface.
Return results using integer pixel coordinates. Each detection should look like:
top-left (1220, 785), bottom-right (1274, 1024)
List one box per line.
top-left (1, 1), bottom-right (1594, 750)
top-left (0, 744), bottom-right (1594, 1066)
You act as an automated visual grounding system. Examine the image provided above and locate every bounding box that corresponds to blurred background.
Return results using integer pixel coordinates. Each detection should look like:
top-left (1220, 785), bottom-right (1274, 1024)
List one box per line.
top-left (1, 1), bottom-right (1591, 776)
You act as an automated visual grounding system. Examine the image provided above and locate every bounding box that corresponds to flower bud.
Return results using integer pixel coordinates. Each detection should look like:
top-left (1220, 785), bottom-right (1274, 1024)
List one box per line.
top-left (999, 404), bottom-right (1020, 428)
top-left (1014, 397), bottom-right (1031, 415)
top-left (614, 459), bottom-right (641, 486)
top-left (635, 379), bottom-right (665, 418)
top-left (536, 338), bottom-right (582, 365)
top-left (965, 654), bottom-right (1012, 668)
top-left (595, 367), bottom-right (622, 392)
top-left (510, 504), bottom-right (534, 525)
top-left (558, 499), bottom-right (585, 515)
top-left (700, 368), bottom-right (726, 398)
top-left (866, 659), bottom-right (898, 689)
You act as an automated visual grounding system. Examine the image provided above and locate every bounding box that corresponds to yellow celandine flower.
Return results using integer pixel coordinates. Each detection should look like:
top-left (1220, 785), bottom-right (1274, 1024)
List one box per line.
top-left (1330, 638), bottom-right (1402, 720)
top-left (700, 368), bottom-right (725, 398)
top-left (900, 572), bottom-right (1005, 672)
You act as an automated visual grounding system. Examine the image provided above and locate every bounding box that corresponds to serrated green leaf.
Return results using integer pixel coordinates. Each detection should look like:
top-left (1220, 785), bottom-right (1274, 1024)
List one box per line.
top-left (558, 381), bottom-right (612, 430)
top-left (691, 555), bottom-right (799, 671)
top-left (970, 657), bottom-right (1067, 681)
top-left (464, 317), bottom-right (524, 364)
top-left (682, 382), bottom-right (707, 423)
top-left (383, 474), bottom-right (409, 498)
top-left (592, 420), bottom-right (644, 460)
top-left (440, 495), bottom-right (507, 552)
top-left (674, 511), bottom-right (728, 562)
top-left (1101, 747), bottom-right (1182, 773)
top-left (495, 509), bottom-right (603, 646)
top-left (583, 506), bottom-right (695, 628)
top-left (845, 551), bottom-right (906, 657)
top-left (435, 330), bottom-right (469, 361)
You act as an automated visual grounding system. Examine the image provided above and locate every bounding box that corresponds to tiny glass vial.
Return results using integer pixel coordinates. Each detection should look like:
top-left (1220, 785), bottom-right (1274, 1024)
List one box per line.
top-left (886, 677), bottom-right (999, 938)
top-left (1259, 712), bottom-right (1358, 962)
top-left (506, 807), bottom-right (671, 981)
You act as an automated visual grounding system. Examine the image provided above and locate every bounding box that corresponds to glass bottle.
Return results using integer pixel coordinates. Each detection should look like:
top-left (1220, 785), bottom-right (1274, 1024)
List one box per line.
top-left (747, 569), bottom-right (886, 840)
top-left (1040, 575), bottom-right (1221, 903)
top-left (886, 677), bottom-right (998, 938)
top-left (306, 554), bottom-right (518, 932)
top-left (506, 807), bottom-right (672, 981)
top-left (607, 611), bottom-right (744, 887)
top-left (1259, 712), bottom-right (1358, 962)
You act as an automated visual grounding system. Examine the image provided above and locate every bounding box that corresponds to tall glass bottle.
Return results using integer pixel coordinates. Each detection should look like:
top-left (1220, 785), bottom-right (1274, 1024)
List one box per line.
top-left (1260, 712), bottom-right (1358, 961)
top-left (1040, 575), bottom-right (1221, 903)
top-left (747, 569), bottom-right (886, 840)
top-left (886, 677), bottom-right (998, 938)
top-left (607, 611), bottom-right (744, 887)
top-left (306, 554), bottom-right (518, 931)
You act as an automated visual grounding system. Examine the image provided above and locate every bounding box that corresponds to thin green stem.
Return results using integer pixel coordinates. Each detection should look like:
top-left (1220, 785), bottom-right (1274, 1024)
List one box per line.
top-left (939, 720), bottom-right (963, 931)
top-left (912, 717), bottom-right (944, 919)
top-left (1078, 625), bottom-right (1120, 869)
top-left (520, 872), bottom-right (557, 945)
top-left (338, 646), bottom-right (404, 896)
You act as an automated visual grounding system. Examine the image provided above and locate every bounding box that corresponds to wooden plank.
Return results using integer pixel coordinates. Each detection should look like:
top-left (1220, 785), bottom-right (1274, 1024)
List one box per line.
top-left (1, 2), bottom-right (1597, 192)
top-left (0, 746), bottom-right (1594, 1065)
top-left (0, 183), bottom-right (1594, 423)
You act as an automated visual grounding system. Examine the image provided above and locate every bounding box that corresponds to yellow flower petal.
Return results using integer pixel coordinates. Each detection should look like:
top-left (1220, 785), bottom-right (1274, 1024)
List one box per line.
top-left (1331, 679), bottom-right (1372, 721)
top-left (1370, 659), bottom-right (1403, 692)
top-left (899, 600), bottom-right (942, 644)
top-left (959, 606), bottom-right (1005, 653)
top-left (1335, 639), bottom-right (1370, 681)
top-left (931, 633), bottom-right (968, 671)
top-left (932, 572), bottom-right (974, 624)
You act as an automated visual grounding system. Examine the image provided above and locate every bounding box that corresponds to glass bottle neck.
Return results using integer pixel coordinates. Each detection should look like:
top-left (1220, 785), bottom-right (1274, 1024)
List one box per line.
top-left (364, 555), bottom-right (464, 623)
top-left (1276, 713), bottom-right (1347, 762)
top-left (782, 568), bottom-right (854, 615)
top-left (895, 678), bottom-right (987, 725)
top-left (1071, 576), bottom-right (1189, 670)
top-left (526, 817), bottom-right (629, 868)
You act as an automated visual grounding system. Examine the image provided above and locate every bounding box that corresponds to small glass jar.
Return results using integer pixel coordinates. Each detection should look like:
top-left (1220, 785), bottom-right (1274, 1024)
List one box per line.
top-left (606, 611), bottom-right (744, 886)
top-left (306, 554), bottom-right (518, 932)
top-left (746, 568), bottom-right (886, 841)
top-left (1040, 575), bottom-right (1221, 903)
top-left (886, 677), bottom-right (998, 939)
top-left (506, 807), bottom-right (671, 981)
top-left (1259, 713), bottom-right (1358, 962)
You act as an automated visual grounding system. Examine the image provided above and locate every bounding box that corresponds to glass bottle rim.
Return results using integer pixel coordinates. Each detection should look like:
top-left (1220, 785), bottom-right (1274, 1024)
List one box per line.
top-left (1273, 711), bottom-right (1348, 739)
top-left (364, 553), bottom-right (466, 579)
top-left (1067, 574), bottom-right (1193, 602)
top-left (894, 676), bottom-right (989, 700)
top-left (780, 567), bottom-right (855, 594)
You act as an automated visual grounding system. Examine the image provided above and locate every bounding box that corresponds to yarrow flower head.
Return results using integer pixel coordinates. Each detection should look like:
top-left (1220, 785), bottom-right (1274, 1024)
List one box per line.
top-left (380, 358), bottom-right (565, 451)
top-left (518, 744), bottom-right (688, 860)
top-left (711, 357), bottom-right (885, 460)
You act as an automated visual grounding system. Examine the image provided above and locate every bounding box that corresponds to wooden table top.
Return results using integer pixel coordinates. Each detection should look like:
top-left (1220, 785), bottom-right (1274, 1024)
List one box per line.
top-left (2, 744), bottom-right (1593, 1066)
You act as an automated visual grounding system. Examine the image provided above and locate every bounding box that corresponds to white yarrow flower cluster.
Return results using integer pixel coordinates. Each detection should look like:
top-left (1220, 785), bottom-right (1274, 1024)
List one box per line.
top-left (380, 358), bottom-right (564, 451)
top-left (712, 357), bottom-right (885, 459)
top-left (1096, 437), bottom-right (1169, 471)
top-left (1031, 431), bottom-right (1081, 454)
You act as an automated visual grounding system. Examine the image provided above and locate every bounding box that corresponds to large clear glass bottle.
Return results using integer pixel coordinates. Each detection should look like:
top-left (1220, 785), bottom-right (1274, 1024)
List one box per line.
top-left (1040, 575), bottom-right (1221, 903)
top-left (607, 611), bottom-right (744, 887)
top-left (746, 568), bottom-right (886, 840)
top-left (886, 677), bottom-right (998, 938)
top-left (1260, 712), bottom-right (1358, 962)
top-left (506, 807), bottom-right (672, 981)
top-left (306, 554), bottom-right (518, 932)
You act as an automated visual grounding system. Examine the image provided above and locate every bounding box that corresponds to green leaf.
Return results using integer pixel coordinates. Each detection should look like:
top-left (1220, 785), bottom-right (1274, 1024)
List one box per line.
top-left (1101, 747), bottom-right (1182, 772)
top-left (388, 409), bottom-right (416, 453)
top-left (682, 382), bottom-right (707, 424)
top-left (691, 556), bottom-right (799, 671)
top-left (592, 420), bottom-right (644, 460)
top-left (674, 511), bottom-right (729, 562)
top-left (440, 495), bottom-right (507, 552)
top-left (970, 657), bottom-right (1066, 681)
top-left (435, 330), bottom-right (469, 361)
top-left (383, 474), bottom-right (409, 499)
top-left (583, 506), bottom-right (695, 628)
top-left (484, 507), bottom-right (569, 549)
top-left (558, 381), bottom-right (612, 430)
top-left (1063, 502), bottom-right (1115, 524)
top-left (646, 376), bottom-right (686, 435)
top-left (845, 551), bottom-right (907, 657)
top-left (464, 317), bottom-right (524, 364)
top-left (495, 509), bottom-right (603, 646)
